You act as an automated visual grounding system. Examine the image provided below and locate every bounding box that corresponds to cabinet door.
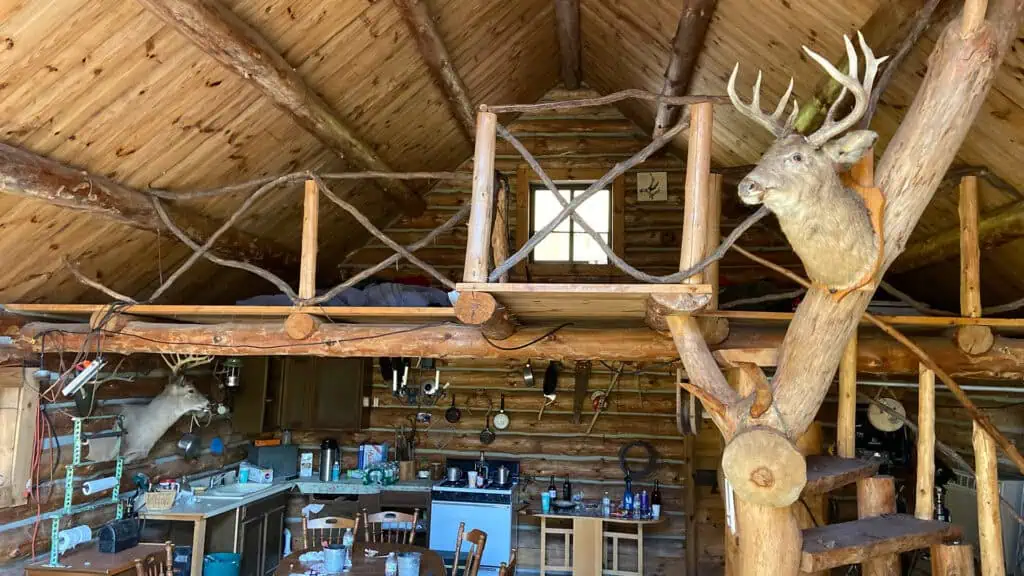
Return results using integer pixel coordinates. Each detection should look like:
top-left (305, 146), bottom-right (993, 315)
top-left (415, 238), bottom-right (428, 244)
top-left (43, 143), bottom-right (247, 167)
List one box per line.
top-left (239, 515), bottom-right (265, 576)
top-left (311, 358), bottom-right (371, 430)
top-left (263, 504), bottom-right (286, 576)
top-left (280, 357), bottom-right (316, 429)
top-left (231, 357), bottom-right (270, 435)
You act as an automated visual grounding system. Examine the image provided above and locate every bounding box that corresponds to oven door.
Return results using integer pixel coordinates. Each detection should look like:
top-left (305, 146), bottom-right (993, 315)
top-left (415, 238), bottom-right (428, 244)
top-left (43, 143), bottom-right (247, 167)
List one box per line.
top-left (429, 500), bottom-right (512, 567)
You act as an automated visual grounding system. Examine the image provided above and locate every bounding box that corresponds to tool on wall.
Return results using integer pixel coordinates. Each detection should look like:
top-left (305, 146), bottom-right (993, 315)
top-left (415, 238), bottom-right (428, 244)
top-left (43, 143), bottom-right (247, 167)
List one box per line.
top-left (493, 394), bottom-right (510, 430)
top-left (479, 400), bottom-right (496, 445)
top-left (445, 394), bottom-right (462, 423)
top-left (522, 360), bottom-right (535, 387)
top-left (586, 363), bottom-right (624, 436)
top-left (538, 361), bottom-right (560, 421)
top-left (572, 361), bottom-right (591, 425)
top-left (676, 368), bottom-right (702, 436)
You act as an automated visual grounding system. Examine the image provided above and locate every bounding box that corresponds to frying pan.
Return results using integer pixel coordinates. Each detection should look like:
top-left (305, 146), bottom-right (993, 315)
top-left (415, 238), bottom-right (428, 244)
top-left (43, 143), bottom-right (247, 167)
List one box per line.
top-left (543, 361), bottom-right (560, 396)
top-left (523, 360), bottom-right (535, 387)
top-left (480, 409), bottom-right (496, 445)
top-left (445, 394), bottom-right (462, 423)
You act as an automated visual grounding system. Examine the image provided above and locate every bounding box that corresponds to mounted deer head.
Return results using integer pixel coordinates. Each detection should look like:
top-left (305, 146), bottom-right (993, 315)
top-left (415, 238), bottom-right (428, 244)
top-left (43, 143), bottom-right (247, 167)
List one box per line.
top-left (730, 32), bottom-right (889, 292)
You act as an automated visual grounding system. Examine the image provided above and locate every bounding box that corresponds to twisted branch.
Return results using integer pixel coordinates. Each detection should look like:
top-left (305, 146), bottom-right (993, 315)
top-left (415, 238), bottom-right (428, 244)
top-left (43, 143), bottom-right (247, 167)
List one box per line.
top-left (62, 257), bottom-right (138, 303)
top-left (481, 90), bottom-right (728, 114)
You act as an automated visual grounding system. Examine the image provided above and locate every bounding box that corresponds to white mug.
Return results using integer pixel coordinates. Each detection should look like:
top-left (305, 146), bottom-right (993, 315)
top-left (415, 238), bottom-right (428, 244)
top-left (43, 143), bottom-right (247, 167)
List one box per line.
top-left (466, 470), bottom-right (478, 488)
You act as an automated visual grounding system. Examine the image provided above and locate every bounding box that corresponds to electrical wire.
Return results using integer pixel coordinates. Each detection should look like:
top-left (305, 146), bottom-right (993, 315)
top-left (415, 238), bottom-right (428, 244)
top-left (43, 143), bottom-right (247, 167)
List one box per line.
top-left (480, 323), bottom-right (574, 351)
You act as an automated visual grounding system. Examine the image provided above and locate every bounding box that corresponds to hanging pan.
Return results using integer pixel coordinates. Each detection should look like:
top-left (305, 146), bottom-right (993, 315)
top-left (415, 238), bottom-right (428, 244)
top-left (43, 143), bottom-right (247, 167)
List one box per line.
top-left (480, 409), bottom-right (496, 445)
top-left (445, 394), bottom-right (462, 424)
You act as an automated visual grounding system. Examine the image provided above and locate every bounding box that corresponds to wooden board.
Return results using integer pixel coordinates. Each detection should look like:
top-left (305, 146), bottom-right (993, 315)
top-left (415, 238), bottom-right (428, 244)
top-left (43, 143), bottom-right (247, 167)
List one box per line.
top-left (800, 514), bottom-right (960, 572)
top-left (3, 304), bottom-right (455, 325)
top-left (455, 282), bottom-right (712, 323)
top-left (801, 456), bottom-right (880, 497)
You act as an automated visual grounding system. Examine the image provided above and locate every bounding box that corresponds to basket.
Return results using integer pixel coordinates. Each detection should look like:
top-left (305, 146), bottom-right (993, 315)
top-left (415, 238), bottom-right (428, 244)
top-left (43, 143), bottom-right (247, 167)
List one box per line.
top-left (144, 488), bottom-right (178, 511)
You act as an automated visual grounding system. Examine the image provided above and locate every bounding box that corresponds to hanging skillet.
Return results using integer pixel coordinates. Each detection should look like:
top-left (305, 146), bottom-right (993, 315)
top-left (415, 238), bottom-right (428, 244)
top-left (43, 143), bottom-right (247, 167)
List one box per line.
top-left (493, 394), bottom-right (510, 430)
top-left (480, 409), bottom-right (496, 445)
top-left (445, 394), bottom-right (462, 424)
top-left (543, 361), bottom-right (560, 396)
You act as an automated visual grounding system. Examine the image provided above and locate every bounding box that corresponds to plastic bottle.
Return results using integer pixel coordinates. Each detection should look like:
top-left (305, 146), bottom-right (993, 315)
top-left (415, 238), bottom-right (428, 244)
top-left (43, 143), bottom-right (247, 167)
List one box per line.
top-left (623, 472), bottom-right (634, 514)
top-left (342, 528), bottom-right (354, 569)
top-left (283, 527), bottom-right (292, 556)
top-left (601, 491), bottom-right (611, 516)
top-left (331, 460), bottom-right (341, 482)
top-left (384, 552), bottom-right (398, 576)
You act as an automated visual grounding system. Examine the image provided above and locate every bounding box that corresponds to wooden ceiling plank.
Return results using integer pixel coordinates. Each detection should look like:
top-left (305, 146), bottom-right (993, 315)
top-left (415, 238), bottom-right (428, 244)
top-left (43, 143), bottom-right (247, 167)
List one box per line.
top-left (134, 0), bottom-right (426, 215)
top-left (651, 0), bottom-right (718, 138)
top-left (553, 0), bottom-right (581, 89)
top-left (393, 0), bottom-right (476, 141)
top-left (0, 142), bottom-right (297, 279)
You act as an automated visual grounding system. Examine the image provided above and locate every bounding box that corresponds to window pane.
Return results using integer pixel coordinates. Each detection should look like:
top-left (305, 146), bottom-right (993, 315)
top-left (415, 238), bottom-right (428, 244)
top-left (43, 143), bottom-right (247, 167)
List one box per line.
top-left (534, 232), bottom-right (571, 262)
top-left (573, 232), bottom-right (609, 265)
top-left (532, 189), bottom-right (571, 233)
top-left (573, 189), bottom-right (610, 233)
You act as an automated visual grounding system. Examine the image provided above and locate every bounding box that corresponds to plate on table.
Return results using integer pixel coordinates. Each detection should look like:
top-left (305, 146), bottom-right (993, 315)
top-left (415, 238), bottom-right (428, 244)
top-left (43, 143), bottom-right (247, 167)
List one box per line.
top-left (552, 499), bottom-right (575, 510)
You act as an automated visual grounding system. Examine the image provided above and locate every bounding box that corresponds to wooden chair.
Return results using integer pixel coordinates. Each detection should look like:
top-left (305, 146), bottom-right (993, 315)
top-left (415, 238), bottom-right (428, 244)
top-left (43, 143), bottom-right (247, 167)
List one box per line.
top-left (134, 541), bottom-right (173, 576)
top-left (302, 515), bottom-right (360, 550)
top-left (453, 525), bottom-right (487, 576)
top-left (363, 509), bottom-right (419, 544)
top-left (498, 548), bottom-right (517, 576)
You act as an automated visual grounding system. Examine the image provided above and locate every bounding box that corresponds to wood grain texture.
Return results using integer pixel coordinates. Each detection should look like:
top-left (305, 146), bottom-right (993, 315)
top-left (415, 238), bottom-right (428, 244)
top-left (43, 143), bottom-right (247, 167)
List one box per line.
top-left (679, 103), bottom-right (713, 282)
top-left (930, 543), bottom-right (976, 576)
top-left (857, 476), bottom-right (900, 576)
top-left (973, 420), bottom-right (1006, 576)
top-left (299, 179), bottom-right (318, 300)
top-left (651, 0), bottom-right (717, 137)
top-left (553, 0), bottom-right (581, 89)
top-left (837, 334), bottom-right (858, 458)
top-left (915, 364), bottom-right (936, 521)
top-left (800, 515), bottom-right (959, 572)
top-left (959, 175), bottom-right (983, 316)
top-left (801, 456), bottom-right (879, 497)
top-left (463, 112), bottom-right (498, 282)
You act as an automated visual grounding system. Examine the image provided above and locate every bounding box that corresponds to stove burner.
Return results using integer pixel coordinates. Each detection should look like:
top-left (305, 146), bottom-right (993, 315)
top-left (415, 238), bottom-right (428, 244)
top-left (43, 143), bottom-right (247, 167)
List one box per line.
top-left (437, 479), bottom-right (509, 490)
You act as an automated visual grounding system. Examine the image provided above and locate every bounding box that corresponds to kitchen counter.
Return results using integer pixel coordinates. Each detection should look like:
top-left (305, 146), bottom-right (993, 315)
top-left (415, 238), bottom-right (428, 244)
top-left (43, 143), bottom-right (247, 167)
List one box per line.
top-left (294, 478), bottom-right (433, 494)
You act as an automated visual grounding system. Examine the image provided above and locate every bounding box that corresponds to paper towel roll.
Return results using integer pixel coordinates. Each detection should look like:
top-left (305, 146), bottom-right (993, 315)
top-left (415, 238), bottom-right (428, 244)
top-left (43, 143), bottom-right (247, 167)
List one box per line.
top-left (81, 475), bottom-right (118, 495)
top-left (57, 525), bottom-right (91, 553)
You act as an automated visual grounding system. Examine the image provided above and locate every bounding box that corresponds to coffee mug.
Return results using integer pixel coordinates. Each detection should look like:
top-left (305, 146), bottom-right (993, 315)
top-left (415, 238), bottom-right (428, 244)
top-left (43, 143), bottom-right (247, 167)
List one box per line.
top-left (466, 470), bottom-right (478, 488)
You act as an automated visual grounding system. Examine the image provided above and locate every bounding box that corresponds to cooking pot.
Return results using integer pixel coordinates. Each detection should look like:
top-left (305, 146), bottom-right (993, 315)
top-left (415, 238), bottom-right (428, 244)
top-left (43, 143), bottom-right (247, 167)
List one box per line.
top-left (497, 465), bottom-right (511, 486)
top-left (446, 467), bottom-right (462, 483)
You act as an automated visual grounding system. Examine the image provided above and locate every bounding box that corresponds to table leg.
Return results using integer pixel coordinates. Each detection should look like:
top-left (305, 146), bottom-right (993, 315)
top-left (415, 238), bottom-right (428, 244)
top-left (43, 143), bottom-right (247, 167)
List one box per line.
top-left (637, 525), bottom-right (644, 576)
top-left (572, 517), bottom-right (602, 576)
top-left (540, 517), bottom-right (546, 576)
top-left (191, 518), bottom-right (207, 576)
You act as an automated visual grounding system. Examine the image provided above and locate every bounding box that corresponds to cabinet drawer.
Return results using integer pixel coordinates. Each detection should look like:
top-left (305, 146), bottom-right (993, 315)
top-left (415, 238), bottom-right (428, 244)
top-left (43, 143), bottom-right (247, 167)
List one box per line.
top-left (379, 491), bottom-right (430, 510)
top-left (241, 492), bottom-right (290, 521)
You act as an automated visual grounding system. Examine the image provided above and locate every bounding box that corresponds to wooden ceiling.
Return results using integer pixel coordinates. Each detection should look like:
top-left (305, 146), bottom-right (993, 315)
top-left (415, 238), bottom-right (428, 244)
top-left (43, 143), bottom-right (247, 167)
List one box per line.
top-left (0, 0), bottom-right (1021, 311)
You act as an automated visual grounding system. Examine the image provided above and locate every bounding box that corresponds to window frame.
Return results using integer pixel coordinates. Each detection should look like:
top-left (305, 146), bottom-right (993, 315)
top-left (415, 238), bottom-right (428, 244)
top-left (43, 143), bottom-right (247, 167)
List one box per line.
top-left (515, 165), bottom-right (625, 277)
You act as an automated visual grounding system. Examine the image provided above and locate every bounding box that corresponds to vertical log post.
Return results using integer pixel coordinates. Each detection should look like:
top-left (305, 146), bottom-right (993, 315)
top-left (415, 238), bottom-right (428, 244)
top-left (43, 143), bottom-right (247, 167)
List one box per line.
top-left (837, 334), bottom-right (858, 458)
top-left (956, 175), bottom-right (994, 354)
top-left (463, 111), bottom-right (498, 282)
top-left (931, 543), bottom-right (976, 576)
top-left (492, 175), bottom-right (510, 283)
top-left (702, 173), bottom-right (729, 342)
top-left (287, 179), bottom-right (321, 340)
top-left (973, 421), bottom-right (1006, 576)
top-left (647, 103), bottom-right (714, 332)
top-left (915, 364), bottom-right (935, 520)
top-left (684, 434), bottom-right (698, 576)
top-left (857, 476), bottom-right (900, 576)
top-left (455, 111), bottom-right (516, 339)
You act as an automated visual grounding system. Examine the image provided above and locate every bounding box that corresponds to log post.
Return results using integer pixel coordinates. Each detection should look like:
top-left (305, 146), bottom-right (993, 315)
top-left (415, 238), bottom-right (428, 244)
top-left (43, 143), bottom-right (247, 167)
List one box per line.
top-left (684, 434), bottom-right (698, 576)
top-left (857, 476), bottom-right (900, 576)
top-left (553, 0), bottom-right (581, 89)
top-left (956, 175), bottom-right (994, 354)
top-left (963, 0), bottom-right (989, 35)
top-left (463, 111), bottom-right (498, 282)
top-left (703, 173), bottom-right (729, 343)
top-left (930, 543), bottom-right (976, 576)
top-left (288, 179), bottom-right (321, 339)
top-left (652, 0), bottom-right (718, 137)
top-left (793, 422), bottom-right (828, 576)
top-left (973, 420), bottom-right (1006, 576)
top-left (915, 364), bottom-right (935, 520)
top-left (736, 503), bottom-right (801, 575)
top-left (837, 334), bottom-right (858, 458)
top-left (492, 175), bottom-right (510, 283)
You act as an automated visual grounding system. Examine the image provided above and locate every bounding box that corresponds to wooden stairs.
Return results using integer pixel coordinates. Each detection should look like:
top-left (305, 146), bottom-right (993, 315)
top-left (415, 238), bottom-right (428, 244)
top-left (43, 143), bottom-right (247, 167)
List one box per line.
top-left (791, 455), bottom-right (962, 573)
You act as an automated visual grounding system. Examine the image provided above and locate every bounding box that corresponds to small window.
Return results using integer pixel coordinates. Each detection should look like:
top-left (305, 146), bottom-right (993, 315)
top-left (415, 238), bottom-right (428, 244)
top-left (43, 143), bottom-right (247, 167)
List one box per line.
top-left (529, 183), bottom-right (611, 264)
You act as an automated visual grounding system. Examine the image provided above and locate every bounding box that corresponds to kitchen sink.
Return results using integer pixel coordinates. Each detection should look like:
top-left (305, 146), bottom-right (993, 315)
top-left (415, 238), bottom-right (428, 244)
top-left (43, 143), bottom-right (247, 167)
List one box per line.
top-left (200, 482), bottom-right (273, 499)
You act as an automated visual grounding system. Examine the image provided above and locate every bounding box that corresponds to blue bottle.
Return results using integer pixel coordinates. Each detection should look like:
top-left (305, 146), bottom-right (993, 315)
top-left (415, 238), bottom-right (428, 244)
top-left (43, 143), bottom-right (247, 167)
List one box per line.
top-left (623, 472), bottom-right (634, 514)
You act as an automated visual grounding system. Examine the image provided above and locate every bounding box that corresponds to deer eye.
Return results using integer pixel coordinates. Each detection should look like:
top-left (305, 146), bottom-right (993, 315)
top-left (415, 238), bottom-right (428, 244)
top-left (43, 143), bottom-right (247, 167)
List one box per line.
top-left (790, 152), bottom-right (803, 163)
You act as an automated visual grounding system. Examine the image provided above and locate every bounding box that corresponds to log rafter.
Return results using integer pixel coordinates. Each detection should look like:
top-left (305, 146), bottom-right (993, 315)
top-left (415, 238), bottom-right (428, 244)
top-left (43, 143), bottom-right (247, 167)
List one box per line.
top-left (553, 0), bottom-right (581, 90)
top-left (135, 0), bottom-right (426, 215)
top-left (652, 0), bottom-right (718, 138)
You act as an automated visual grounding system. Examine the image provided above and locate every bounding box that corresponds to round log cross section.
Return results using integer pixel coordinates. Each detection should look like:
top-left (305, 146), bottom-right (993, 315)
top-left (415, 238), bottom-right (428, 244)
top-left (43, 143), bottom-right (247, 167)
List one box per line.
top-left (722, 427), bottom-right (806, 507)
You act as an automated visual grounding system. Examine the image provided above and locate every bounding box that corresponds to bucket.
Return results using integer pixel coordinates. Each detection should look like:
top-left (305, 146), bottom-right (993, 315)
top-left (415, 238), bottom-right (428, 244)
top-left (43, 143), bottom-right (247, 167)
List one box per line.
top-left (203, 552), bottom-right (241, 576)
top-left (398, 552), bottom-right (421, 576)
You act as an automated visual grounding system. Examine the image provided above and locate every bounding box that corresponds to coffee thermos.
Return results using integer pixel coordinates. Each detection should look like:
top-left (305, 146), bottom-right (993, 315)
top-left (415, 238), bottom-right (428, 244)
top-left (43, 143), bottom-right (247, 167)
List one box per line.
top-left (319, 438), bottom-right (340, 482)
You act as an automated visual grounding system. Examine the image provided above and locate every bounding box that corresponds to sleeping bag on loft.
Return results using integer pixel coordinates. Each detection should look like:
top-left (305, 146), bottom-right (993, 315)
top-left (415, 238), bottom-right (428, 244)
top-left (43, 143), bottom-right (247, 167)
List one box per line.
top-left (236, 282), bottom-right (454, 307)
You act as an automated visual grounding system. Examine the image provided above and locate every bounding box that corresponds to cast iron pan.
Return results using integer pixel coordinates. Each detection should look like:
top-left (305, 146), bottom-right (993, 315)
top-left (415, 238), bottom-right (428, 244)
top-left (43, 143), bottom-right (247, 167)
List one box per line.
top-left (445, 394), bottom-right (461, 424)
top-left (480, 410), bottom-right (496, 445)
top-left (543, 361), bottom-right (560, 396)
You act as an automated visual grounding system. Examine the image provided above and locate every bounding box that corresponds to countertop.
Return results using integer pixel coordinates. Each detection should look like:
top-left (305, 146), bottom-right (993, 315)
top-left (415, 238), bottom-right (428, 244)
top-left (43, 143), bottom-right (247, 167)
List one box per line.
top-left (139, 478), bottom-right (433, 520)
top-left (531, 508), bottom-right (665, 525)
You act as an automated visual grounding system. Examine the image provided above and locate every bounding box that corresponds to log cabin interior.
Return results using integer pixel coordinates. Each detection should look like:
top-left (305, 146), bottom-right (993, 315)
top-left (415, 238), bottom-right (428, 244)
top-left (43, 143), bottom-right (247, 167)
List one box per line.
top-left (1, 0), bottom-right (1024, 575)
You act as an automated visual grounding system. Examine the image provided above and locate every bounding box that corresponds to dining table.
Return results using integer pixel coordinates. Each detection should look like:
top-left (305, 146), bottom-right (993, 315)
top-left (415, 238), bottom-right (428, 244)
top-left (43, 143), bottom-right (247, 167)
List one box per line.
top-left (275, 543), bottom-right (446, 576)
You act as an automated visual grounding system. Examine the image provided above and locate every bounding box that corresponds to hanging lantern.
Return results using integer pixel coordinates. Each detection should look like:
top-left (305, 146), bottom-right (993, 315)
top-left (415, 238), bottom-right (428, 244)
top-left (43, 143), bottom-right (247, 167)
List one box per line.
top-left (223, 358), bottom-right (244, 388)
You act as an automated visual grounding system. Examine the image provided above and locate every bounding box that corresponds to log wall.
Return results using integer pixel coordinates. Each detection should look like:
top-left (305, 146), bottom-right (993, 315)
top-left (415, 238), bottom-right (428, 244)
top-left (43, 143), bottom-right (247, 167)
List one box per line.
top-left (0, 355), bottom-right (244, 567)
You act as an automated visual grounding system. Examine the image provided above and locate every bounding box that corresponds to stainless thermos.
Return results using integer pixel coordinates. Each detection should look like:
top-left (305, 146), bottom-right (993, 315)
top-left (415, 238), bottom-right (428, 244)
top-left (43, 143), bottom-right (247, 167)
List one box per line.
top-left (319, 438), bottom-right (340, 482)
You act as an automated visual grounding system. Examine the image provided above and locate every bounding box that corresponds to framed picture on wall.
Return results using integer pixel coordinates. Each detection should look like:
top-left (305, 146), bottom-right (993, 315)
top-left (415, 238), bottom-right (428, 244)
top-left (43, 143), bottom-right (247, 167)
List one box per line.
top-left (636, 171), bottom-right (668, 202)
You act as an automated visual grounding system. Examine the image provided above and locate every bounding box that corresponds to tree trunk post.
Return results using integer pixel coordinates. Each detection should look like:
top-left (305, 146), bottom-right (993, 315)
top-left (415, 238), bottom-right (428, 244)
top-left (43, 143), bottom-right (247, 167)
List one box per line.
top-left (492, 176), bottom-right (510, 283)
top-left (915, 364), bottom-right (936, 520)
top-left (680, 103), bottom-right (713, 281)
top-left (837, 334), bottom-right (858, 458)
top-left (463, 111), bottom-right (498, 282)
top-left (956, 175), bottom-right (994, 353)
top-left (736, 503), bottom-right (801, 576)
top-left (299, 179), bottom-right (319, 300)
top-left (857, 476), bottom-right (900, 576)
top-left (930, 542), bottom-right (976, 575)
top-left (973, 421), bottom-right (1006, 576)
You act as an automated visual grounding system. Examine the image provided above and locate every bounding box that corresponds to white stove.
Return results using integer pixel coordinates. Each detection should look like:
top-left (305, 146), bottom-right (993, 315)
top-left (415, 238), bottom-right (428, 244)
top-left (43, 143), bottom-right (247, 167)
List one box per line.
top-left (428, 458), bottom-right (519, 573)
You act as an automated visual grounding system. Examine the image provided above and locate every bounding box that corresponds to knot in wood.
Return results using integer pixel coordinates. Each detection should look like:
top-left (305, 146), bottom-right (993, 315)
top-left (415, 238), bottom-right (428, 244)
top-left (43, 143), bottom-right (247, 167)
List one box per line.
top-left (750, 466), bottom-right (775, 488)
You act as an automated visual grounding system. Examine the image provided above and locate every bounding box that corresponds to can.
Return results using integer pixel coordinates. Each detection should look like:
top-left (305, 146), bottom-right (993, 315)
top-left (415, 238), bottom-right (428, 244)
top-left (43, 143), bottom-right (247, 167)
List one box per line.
top-left (638, 490), bottom-right (650, 516)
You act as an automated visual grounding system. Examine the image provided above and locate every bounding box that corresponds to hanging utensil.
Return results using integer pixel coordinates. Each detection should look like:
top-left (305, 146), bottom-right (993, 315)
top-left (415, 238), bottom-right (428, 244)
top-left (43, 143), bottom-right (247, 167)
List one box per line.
top-left (479, 408), bottom-right (496, 445)
top-left (493, 394), bottom-right (510, 430)
top-left (523, 360), bottom-right (535, 388)
top-left (537, 394), bottom-right (556, 421)
top-left (586, 364), bottom-right (624, 436)
top-left (543, 361), bottom-right (560, 396)
top-left (445, 394), bottom-right (462, 423)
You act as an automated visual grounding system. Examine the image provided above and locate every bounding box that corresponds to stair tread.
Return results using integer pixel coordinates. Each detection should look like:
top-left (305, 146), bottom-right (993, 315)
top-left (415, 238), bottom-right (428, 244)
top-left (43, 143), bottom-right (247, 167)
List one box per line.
top-left (801, 514), bottom-right (960, 572)
top-left (802, 455), bottom-right (880, 496)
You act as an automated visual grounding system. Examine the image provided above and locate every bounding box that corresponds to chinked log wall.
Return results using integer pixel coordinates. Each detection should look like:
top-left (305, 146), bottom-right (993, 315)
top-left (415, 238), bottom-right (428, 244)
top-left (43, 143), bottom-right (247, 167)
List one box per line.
top-left (290, 360), bottom-right (728, 574)
top-left (340, 86), bottom-right (791, 286)
top-left (0, 357), bottom-right (244, 567)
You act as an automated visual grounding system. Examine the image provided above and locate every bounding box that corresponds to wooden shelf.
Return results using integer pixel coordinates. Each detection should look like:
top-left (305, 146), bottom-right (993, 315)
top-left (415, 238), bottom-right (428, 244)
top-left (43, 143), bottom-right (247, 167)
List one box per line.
top-left (3, 304), bottom-right (456, 325)
top-left (801, 456), bottom-right (880, 497)
top-left (455, 282), bottom-right (713, 323)
top-left (801, 514), bottom-right (960, 572)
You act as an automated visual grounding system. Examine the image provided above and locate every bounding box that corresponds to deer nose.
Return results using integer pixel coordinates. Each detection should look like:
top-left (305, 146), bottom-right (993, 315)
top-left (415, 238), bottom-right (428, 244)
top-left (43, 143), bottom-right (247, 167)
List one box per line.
top-left (738, 180), bottom-right (766, 205)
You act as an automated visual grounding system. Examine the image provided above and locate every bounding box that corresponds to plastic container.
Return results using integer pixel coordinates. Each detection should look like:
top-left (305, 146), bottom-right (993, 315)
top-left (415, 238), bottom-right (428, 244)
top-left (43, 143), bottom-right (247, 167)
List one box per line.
top-left (397, 552), bottom-right (421, 576)
top-left (203, 552), bottom-right (241, 576)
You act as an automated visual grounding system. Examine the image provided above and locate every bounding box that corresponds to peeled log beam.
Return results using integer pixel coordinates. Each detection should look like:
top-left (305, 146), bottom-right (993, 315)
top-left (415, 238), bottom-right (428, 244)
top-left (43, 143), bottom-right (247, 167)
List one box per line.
top-left (0, 142), bottom-right (296, 274)
top-left (553, 0), bottom-right (581, 89)
top-left (893, 200), bottom-right (1024, 273)
top-left (651, 0), bottom-right (718, 137)
top-left (454, 292), bottom-right (517, 340)
top-left (17, 321), bottom-right (1024, 380)
top-left (394, 0), bottom-right (476, 140)
top-left (136, 0), bottom-right (424, 215)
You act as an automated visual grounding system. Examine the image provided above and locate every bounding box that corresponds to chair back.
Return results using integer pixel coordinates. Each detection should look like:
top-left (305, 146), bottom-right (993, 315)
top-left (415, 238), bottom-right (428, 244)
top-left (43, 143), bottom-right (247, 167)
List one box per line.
top-left (458, 529), bottom-right (486, 576)
top-left (134, 541), bottom-right (173, 576)
top-left (303, 515), bottom-right (360, 550)
top-left (450, 522), bottom-right (466, 576)
top-left (498, 548), bottom-right (517, 576)
top-left (363, 509), bottom-right (419, 544)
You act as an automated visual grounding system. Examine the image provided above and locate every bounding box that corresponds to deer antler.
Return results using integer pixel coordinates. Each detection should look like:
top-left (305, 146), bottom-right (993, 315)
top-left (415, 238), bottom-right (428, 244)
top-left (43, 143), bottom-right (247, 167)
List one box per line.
top-left (804, 31), bottom-right (889, 147)
top-left (727, 65), bottom-right (799, 138)
top-left (161, 353), bottom-right (214, 375)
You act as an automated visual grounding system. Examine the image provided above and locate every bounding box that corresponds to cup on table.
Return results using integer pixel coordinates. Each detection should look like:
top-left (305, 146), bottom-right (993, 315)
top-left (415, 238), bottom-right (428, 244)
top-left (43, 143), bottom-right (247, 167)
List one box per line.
top-left (324, 544), bottom-right (345, 574)
top-left (467, 470), bottom-right (478, 488)
top-left (398, 552), bottom-right (421, 576)
top-left (238, 468), bottom-right (250, 483)
top-left (541, 492), bottom-right (552, 513)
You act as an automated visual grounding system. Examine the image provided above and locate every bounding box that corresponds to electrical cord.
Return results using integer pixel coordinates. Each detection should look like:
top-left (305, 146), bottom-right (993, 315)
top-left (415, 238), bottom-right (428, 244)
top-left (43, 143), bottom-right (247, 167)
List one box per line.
top-left (480, 323), bottom-right (573, 351)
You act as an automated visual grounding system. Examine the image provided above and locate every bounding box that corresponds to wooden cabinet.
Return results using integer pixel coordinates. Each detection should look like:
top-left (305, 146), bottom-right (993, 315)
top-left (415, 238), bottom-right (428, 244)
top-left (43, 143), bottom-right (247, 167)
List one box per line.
top-left (233, 357), bottom-right (372, 434)
top-left (231, 492), bottom-right (288, 576)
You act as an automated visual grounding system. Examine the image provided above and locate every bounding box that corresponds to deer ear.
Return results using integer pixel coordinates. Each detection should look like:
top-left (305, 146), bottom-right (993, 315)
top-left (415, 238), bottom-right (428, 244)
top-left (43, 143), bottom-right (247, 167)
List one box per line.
top-left (822, 130), bottom-right (877, 166)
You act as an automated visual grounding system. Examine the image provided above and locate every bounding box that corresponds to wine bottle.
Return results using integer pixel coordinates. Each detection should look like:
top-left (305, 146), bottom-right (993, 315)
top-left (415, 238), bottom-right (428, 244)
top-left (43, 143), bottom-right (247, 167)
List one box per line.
top-left (562, 477), bottom-right (573, 501)
top-left (548, 476), bottom-right (558, 501)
